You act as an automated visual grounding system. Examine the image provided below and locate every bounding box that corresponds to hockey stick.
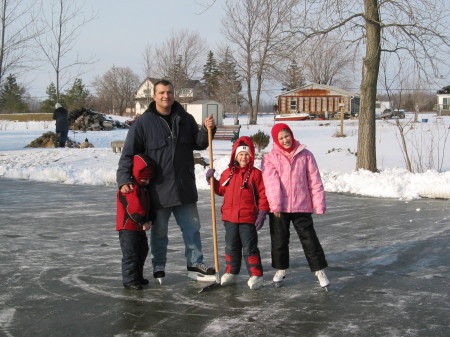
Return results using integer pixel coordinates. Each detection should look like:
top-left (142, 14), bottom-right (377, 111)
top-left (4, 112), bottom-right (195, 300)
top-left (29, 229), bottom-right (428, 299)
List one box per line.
top-left (199, 126), bottom-right (221, 293)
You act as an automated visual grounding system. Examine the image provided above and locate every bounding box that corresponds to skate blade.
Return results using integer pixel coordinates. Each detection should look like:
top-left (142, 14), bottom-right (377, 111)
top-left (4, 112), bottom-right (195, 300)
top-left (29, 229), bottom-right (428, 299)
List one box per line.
top-left (198, 282), bottom-right (221, 293)
top-left (274, 281), bottom-right (284, 288)
top-left (187, 271), bottom-right (216, 282)
top-left (156, 278), bottom-right (163, 285)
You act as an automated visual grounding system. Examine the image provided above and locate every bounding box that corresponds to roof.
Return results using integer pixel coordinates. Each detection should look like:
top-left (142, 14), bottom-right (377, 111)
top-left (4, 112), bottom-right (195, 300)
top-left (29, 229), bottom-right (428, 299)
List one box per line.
top-left (187, 100), bottom-right (221, 105)
top-left (276, 83), bottom-right (359, 98)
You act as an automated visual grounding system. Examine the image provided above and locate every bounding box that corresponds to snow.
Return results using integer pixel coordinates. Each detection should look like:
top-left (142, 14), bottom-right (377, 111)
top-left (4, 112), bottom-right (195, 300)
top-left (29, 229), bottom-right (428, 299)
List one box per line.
top-left (1, 113), bottom-right (450, 200)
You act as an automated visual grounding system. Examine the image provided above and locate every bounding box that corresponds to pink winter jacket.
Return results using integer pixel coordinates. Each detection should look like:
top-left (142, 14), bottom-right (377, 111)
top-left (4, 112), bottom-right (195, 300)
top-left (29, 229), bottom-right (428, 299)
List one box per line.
top-left (261, 142), bottom-right (326, 214)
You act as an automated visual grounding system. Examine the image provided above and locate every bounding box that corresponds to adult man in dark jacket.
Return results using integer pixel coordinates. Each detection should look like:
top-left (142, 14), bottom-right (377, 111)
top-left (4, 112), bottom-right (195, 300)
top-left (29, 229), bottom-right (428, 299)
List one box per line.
top-left (117, 80), bottom-right (216, 283)
top-left (53, 103), bottom-right (69, 147)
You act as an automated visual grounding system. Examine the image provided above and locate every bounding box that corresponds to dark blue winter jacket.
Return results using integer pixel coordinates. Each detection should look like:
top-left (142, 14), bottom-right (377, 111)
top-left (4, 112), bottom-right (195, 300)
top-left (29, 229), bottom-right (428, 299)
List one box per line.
top-left (117, 101), bottom-right (213, 209)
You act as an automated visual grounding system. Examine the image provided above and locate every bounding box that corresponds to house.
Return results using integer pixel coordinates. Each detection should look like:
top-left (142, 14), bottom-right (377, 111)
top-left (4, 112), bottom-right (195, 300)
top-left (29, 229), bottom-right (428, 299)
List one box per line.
top-left (276, 83), bottom-right (360, 118)
top-left (186, 100), bottom-right (223, 126)
top-left (436, 89), bottom-right (450, 115)
top-left (133, 78), bottom-right (207, 115)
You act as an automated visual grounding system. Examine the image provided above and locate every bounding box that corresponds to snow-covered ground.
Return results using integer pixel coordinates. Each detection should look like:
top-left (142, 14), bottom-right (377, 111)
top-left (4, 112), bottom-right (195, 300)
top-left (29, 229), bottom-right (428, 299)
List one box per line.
top-left (1, 113), bottom-right (449, 200)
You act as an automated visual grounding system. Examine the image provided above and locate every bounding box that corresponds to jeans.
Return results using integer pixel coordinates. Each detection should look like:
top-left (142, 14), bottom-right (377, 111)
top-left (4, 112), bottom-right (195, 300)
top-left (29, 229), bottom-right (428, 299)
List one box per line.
top-left (57, 130), bottom-right (69, 147)
top-left (150, 203), bottom-right (204, 268)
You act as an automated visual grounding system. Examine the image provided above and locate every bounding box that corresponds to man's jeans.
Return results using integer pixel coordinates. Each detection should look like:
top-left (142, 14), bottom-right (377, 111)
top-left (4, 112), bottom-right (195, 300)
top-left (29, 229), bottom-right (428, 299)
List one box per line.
top-left (57, 130), bottom-right (68, 147)
top-left (150, 203), bottom-right (204, 268)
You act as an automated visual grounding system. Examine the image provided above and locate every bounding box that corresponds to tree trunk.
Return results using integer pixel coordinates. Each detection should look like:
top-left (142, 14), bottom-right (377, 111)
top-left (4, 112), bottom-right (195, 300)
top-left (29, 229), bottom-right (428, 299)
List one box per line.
top-left (356, 0), bottom-right (380, 172)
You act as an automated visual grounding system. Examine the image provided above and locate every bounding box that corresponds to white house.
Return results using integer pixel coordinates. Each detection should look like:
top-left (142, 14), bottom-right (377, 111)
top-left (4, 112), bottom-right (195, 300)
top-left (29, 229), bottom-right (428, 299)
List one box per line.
top-left (436, 90), bottom-right (450, 114)
top-left (133, 78), bottom-right (208, 116)
top-left (186, 100), bottom-right (223, 126)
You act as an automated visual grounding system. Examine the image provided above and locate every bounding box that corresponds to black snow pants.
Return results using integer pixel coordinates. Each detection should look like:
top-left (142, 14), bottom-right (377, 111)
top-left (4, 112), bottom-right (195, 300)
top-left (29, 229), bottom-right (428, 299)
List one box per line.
top-left (269, 212), bottom-right (327, 272)
top-left (119, 230), bottom-right (149, 284)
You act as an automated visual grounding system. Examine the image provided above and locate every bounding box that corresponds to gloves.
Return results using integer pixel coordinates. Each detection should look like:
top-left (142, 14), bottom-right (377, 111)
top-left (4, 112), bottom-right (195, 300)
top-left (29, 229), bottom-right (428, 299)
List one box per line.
top-left (205, 168), bottom-right (215, 184)
top-left (255, 210), bottom-right (267, 231)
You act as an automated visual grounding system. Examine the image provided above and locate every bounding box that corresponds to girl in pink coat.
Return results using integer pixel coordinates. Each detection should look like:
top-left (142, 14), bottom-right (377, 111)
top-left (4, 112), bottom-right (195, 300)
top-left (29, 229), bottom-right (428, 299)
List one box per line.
top-left (261, 123), bottom-right (330, 289)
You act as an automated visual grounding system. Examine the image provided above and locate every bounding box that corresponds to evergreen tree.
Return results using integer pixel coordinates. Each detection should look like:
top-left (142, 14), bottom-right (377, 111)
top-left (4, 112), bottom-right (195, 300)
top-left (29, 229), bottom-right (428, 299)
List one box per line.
top-left (216, 48), bottom-right (243, 115)
top-left (62, 78), bottom-right (90, 111)
top-left (281, 60), bottom-right (305, 92)
top-left (0, 74), bottom-right (28, 113)
top-left (202, 51), bottom-right (219, 98)
top-left (40, 83), bottom-right (58, 113)
top-left (168, 55), bottom-right (189, 96)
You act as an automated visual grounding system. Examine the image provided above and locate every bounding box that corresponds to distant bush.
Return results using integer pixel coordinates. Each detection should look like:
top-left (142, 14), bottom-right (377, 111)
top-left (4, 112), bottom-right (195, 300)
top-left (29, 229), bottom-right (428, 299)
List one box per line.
top-left (250, 130), bottom-right (270, 153)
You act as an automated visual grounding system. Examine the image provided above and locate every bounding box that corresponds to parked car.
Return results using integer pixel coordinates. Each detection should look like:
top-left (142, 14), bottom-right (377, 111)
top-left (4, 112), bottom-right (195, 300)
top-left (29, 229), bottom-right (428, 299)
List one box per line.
top-left (392, 109), bottom-right (406, 119)
top-left (380, 109), bottom-right (392, 119)
top-left (332, 111), bottom-right (351, 119)
top-left (380, 109), bottom-right (405, 119)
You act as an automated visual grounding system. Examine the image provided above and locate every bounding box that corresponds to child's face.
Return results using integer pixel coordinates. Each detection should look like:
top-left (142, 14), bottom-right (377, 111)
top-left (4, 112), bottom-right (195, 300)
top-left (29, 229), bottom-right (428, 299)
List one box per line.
top-left (236, 151), bottom-right (250, 167)
top-left (277, 130), bottom-right (293, 149)
top-left (139, 178), bottom-right (150, 185)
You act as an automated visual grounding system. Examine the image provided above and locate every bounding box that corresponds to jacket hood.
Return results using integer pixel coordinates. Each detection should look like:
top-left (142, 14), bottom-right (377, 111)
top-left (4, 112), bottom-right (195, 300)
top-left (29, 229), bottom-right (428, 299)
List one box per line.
top-left (132, 154), bottom-right (155, 183)
top-left (229, 136), bottom-right (255, 168)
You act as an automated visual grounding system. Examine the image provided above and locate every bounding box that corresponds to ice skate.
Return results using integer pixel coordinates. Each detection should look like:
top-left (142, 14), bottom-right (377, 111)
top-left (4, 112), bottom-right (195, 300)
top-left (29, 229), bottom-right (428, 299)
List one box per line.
top-left (273, 269), bottom-right (286, 288)
top-left (220, 273), bottom-right (238, 286)
top-left (247, 276), bottom-right (263, 290)
top-left (153, 265), bottom-right (165, 285)
top-left (315, 269), bottom-right (330, 290)
top-left (187, 263), bottom-right (216, 282)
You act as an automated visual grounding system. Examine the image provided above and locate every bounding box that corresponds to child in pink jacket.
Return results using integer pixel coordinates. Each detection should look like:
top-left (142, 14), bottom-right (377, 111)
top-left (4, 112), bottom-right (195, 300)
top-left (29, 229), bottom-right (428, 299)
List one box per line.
top-left (261, 123), bottom-right (330, 289)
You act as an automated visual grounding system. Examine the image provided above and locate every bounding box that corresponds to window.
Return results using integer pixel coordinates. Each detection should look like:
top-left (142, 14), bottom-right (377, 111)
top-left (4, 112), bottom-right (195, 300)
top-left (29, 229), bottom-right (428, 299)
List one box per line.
top-left (443, 98), bottom-right (449, 110)
top-left (178, 88), bottom-right (194, 97)
top-left (290, 100), bottom-right (297, 111)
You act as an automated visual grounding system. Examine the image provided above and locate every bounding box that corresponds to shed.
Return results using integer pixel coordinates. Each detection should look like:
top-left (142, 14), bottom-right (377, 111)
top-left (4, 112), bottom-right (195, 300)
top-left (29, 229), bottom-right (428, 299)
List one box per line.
top-left (186, 100), bottom-right (224, 126)
top-left (276, 83), bottom-right (360, 118)
top-left (436, 90), bottom-right (450, 115)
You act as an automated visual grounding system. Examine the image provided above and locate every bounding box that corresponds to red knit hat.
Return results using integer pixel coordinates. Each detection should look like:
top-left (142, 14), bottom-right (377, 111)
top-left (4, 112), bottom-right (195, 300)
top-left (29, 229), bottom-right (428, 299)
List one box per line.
top-left (271, 123), bottom-right (296, 152)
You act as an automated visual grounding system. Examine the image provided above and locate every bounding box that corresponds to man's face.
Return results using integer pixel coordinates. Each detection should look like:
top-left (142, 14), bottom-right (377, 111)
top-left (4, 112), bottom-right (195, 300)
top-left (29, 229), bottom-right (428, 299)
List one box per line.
top-left (153, 84), bottom-right (175, 113)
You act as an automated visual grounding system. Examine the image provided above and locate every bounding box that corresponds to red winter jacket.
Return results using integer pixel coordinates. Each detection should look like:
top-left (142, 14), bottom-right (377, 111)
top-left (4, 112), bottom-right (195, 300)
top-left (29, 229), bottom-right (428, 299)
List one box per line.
top-left (116, 154), bottom-right (155, 231)
top-left (211, 136), bottom-right (269, 224)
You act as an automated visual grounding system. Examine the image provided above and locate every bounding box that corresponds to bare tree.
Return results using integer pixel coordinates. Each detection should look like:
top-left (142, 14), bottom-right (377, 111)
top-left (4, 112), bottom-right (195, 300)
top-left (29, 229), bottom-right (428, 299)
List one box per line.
top-left (222, 0), bottom-right (298, 124)
top-left (142, 44), bottom-right (156, 79)
top-left (93, 66), bottom-right (140, 116)
top-left (302, 34), bottom-right (356, 87)
top-left (291, 0), bottom-right (450, 172)
top-left (152, 29), bottom-right (206, 95)
top-left (0, 0), bottom-right (41, 85)
top-left (35, 0), bottom-right (95, 101)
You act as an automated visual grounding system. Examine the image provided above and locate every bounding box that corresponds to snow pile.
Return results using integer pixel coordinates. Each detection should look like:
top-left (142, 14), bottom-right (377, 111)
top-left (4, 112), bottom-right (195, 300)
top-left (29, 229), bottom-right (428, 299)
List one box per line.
top-left (1, 113), bottom-right (450, 200)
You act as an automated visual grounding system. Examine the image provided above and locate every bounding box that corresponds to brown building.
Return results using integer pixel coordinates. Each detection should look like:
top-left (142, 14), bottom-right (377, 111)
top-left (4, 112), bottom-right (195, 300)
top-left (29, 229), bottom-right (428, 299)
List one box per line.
top-left (276, 83), bottom-right (360, 118)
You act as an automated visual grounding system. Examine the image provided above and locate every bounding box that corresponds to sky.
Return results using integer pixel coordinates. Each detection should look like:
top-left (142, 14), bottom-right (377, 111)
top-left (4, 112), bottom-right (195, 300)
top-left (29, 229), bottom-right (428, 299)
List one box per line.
top-left (1, 113), bottom-right (450, 200)
top-left (19, 0), bottom-right (450, 107)
top-left (25, 0), bottom-right (225, 99)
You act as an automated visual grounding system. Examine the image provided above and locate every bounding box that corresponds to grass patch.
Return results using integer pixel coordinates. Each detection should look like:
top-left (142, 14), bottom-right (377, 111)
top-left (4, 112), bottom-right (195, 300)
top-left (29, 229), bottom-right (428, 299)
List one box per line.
top-left (0, 113), bottom-right (53, 121)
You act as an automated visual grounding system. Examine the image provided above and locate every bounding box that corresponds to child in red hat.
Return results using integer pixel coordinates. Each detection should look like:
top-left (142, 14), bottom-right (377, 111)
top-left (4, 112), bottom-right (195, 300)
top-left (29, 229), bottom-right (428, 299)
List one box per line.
top-left (206, 136), bottom-right (269, 290)
top-left (116, 153), bottom-right (155, 290)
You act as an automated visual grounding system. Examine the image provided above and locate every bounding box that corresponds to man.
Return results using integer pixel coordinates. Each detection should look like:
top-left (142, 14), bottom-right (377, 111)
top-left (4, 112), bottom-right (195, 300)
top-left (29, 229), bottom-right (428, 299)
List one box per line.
top-left (53, 103), bottom-right (69, 147)
top-left (117, 79), bottom-right (216, 283)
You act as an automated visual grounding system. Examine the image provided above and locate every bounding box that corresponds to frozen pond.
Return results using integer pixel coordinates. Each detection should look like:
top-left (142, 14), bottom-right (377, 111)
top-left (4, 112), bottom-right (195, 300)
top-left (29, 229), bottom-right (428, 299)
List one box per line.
top-left (0, 177), bottom-right (449, 336)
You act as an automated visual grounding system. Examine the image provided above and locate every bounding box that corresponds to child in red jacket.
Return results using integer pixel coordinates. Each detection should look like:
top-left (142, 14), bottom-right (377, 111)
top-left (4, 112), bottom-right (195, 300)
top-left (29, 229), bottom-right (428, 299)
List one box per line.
top-left (206, 136), bottom-right (269, 290)
top-left (116, 154), bottom-right (155, 290)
